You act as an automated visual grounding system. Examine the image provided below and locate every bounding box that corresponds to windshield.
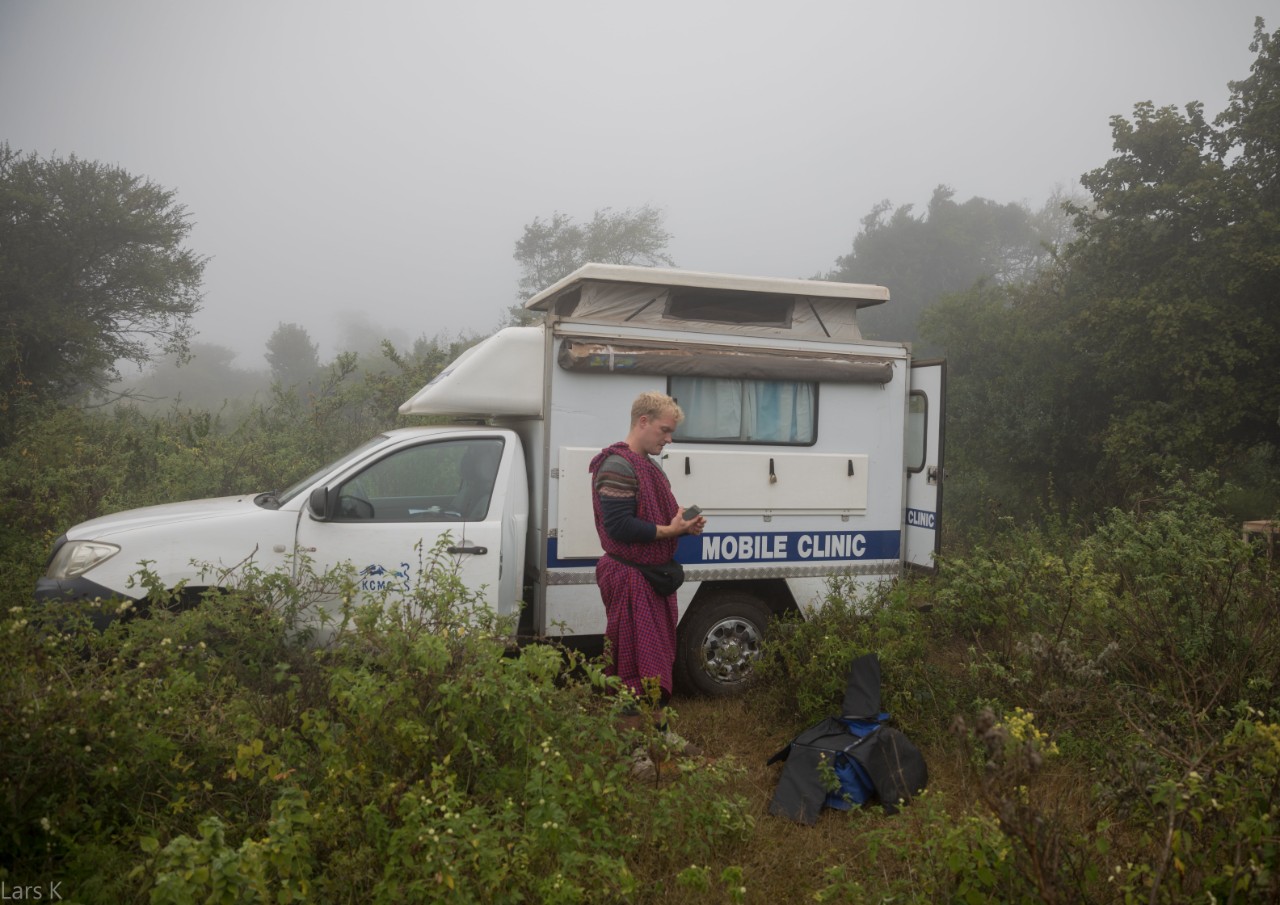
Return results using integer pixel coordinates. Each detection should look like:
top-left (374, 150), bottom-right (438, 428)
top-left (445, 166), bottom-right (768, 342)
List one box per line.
top-left (273, 436), bottom-right (390, 505)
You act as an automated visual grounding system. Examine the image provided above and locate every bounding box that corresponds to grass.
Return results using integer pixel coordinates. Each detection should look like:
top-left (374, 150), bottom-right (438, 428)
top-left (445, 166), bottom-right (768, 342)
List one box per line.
top-left (627, 663), bottom-right (1121, 905)
top-left (629, 691), bottom-right (977, 904)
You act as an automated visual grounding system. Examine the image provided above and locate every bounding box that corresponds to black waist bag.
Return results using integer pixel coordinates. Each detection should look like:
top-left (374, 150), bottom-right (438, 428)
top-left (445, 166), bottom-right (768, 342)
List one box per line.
top-left (609, 554), bottom-right (685, 597)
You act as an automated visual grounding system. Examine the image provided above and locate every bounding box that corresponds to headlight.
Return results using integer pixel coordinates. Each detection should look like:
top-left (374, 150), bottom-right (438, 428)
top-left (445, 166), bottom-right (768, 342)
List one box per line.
top-left (46, 540), bottom-right (121, 580)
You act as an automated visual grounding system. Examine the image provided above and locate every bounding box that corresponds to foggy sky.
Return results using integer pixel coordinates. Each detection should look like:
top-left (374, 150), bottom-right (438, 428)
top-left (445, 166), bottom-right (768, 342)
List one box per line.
top-left (0, 1), bottom-right (1266, 366)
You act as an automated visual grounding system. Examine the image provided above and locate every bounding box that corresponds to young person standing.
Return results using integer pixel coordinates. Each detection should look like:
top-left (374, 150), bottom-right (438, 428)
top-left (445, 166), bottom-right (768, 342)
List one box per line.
top-left (588, 391), bottom-right (705, 713)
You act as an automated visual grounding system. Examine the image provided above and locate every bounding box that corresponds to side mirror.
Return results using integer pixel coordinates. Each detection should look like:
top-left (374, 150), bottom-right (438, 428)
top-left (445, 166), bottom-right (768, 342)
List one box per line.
top-left (308, 486), bottom-right (330, 520)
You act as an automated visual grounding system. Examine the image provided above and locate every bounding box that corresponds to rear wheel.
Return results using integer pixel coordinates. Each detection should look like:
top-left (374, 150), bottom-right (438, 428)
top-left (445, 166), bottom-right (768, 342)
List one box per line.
top-left (676, 592), bottom-right (771, 696)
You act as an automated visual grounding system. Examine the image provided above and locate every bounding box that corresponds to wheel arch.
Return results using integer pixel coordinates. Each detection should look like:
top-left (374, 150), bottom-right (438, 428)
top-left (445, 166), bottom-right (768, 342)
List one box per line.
top-left (680, 577), bottom-right (801, 626)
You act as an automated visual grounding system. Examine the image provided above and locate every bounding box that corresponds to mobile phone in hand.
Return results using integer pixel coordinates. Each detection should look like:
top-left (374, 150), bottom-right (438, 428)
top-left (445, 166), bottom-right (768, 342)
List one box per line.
top-left (682, 505), bottom-right (702, 520)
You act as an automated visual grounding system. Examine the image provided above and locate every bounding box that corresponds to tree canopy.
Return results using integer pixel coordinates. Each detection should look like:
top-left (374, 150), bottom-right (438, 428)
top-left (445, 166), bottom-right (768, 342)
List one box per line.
top-left (513, 205), bottom-right (675, 302)
top-left (265, 322), bottom-right (321, 390)
top-left (117, 342), bottom-right (267, 414)
top-left (826, 186), bottom-right (1076, 347)
top-left (0, 145), bottom-right (205, 427)
top-left (924, 17), bottom-right (1280, 518)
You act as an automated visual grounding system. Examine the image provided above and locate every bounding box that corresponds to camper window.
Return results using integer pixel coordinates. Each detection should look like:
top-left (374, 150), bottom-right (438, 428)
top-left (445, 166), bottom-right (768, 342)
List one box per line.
top-left (670, 376), bottom-right (817, 445)
top-left (664, 288), bottom-right (793, 327)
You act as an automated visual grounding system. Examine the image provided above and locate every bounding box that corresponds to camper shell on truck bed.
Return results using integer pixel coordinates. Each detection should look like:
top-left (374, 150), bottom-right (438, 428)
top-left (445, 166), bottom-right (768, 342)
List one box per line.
top-left (36, 264), bottom-right (944, 696)
top-left (400, 264), bottom-right (945, 694)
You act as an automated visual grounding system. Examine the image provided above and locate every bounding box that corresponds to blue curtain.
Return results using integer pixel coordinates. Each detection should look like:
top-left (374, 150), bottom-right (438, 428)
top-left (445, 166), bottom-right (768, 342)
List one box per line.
top-left (673, 377), bottom-right (814, 443)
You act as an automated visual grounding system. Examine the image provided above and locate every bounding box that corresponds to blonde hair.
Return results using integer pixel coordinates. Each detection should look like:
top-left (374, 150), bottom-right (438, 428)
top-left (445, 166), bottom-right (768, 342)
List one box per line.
top-left (631, 391), bottom-right (684, 426)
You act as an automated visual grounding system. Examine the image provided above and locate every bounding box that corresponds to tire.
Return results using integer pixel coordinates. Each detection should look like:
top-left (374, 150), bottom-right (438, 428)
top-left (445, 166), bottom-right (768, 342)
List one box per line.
top-left (676, 592), bottom-right (771, 696)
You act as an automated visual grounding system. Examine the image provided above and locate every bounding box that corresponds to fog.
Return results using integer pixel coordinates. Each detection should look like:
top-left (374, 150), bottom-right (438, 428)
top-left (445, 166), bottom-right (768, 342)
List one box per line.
top-left (0, 0), bottom-right (1265, 366)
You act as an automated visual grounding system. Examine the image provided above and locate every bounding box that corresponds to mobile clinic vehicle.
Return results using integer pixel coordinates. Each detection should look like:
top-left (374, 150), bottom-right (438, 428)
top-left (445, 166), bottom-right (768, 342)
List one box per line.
top-left (37, 265), bottom-right (944, 695)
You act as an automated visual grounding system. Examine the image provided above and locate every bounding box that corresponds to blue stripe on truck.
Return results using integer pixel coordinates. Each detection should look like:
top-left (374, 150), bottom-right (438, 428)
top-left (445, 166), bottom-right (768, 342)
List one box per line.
top-left (548, 529), bottom-right (901, 567)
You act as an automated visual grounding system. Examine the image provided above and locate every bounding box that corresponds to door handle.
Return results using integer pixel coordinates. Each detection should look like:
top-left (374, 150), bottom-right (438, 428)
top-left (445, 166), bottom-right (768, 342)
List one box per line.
top-left (448, 545), bottom-right (488, 555)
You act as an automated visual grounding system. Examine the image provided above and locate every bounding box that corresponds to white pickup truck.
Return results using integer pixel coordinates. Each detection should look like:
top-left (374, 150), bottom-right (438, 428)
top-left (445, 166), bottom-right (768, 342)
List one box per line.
top-left (37, 265), bottom-right (944, 695)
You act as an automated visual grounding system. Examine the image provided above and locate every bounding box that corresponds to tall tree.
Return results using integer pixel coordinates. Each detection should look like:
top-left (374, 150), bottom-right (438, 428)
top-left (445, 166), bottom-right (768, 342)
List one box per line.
top-left (922, 272), bottom-right (1102, 524)
top-left (513, 205), bottom-right (675, 303)
top-left (1060, 18), bottom-right (1280, 496)
top-left (925, 18), bottom-right (1280, 516)
top-left (827, 186), bottom-right (1075, 347)
top-left (265, 322), bottom-right (321, 390)
top-left (0, 145), bottom-right (205, 428)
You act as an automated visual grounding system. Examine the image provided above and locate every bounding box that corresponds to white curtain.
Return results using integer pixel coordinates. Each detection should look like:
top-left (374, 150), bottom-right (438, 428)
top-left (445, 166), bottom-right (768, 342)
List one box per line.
top-left (673, 377), bottom-right (814, 443)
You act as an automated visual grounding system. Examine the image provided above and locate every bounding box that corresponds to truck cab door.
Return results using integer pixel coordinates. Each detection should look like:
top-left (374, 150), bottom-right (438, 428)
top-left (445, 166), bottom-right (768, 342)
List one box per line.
top-left (904, 360), bottom-right (945, 572)
top-left (295, 435), bottom-right (513, 618)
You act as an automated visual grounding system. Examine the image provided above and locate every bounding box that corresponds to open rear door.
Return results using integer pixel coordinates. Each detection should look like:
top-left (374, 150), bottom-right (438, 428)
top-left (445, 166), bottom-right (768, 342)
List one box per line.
top-left (904, 360), bottom-right (945, 572)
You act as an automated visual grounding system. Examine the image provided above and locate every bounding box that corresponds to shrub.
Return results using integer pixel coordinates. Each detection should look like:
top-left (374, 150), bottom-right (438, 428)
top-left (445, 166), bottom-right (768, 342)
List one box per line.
top-left (1112, 712), bottom-right (1280, 903)
top-left (755, 574), bottom-right (946, 733)
top-left (1080, 474), bottom-right (1280, 728)
top-left (1, 550), bottom-right (753, 902)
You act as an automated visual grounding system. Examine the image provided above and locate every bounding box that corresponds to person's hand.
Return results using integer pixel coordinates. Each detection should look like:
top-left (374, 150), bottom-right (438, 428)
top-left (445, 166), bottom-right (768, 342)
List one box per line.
top-left (667, 511), bottom-right (705, 536)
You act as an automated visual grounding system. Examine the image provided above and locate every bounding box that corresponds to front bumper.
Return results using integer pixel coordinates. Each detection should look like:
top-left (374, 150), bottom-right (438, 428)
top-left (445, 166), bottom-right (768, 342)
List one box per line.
top-left (34, 576), bottom-right (141, 630)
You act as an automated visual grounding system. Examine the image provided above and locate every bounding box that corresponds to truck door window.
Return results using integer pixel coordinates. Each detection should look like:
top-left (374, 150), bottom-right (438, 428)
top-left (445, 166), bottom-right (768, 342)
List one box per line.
top-left (670, 376), bottom-right (816, 445)
top-left (906, 392), bottom-right (927, 473)
top-left (334, 438), bottom-right (503, 521)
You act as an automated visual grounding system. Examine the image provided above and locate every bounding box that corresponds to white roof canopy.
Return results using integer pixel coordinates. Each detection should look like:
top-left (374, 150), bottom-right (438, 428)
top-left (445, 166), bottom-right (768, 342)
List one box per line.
top-left (401, 266), bottom-right (896, 419)
top-left (524, 264), bottom-right (889, 343)
top-left (399, 326), bottom-right (544, 417)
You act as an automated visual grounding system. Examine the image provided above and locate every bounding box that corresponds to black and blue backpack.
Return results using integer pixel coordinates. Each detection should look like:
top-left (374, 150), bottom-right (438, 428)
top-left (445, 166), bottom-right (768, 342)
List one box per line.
top-left (767, 652), bottom-right (928, 825)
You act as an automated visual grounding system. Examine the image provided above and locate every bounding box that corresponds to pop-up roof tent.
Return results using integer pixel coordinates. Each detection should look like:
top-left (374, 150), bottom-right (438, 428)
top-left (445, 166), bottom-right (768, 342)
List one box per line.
top-left (399, 264), bottom-right (893, 418)
top-left (524, 263), bottom-right (888, 342)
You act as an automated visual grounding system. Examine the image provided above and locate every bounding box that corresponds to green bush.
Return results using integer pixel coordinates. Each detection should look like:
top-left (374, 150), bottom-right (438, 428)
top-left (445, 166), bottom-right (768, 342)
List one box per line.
top-left (0, 336), bottom-right (474, 617)
top-left (755, 574), bottom-right (950, 739)
top-left (1113, 712), bottom-right (1280, 903)
top-left (812, 791), bottom-right (1045, 904)
top-left (1, 550), bottom-right (753, 903)
top-left (1080, 474), bottom-right (1280, 715)
top-left (756, 472), bottom-right (1280, 903)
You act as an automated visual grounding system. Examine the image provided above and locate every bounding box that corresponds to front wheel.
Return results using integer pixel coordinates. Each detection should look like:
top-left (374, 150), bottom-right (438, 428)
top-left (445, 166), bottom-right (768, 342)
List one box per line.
top-left (676, 592), bottom-right (771, 696)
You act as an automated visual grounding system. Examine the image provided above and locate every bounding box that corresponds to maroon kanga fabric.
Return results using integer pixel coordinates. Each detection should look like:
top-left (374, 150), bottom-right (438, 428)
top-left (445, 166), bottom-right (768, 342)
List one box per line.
top-left (588, 442), bottom-right (680, 697)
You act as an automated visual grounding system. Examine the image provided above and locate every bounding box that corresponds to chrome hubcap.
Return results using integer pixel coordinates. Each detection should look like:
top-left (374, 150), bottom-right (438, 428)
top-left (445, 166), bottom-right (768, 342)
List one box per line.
top-left (699, 615), bottom-right (763, 685)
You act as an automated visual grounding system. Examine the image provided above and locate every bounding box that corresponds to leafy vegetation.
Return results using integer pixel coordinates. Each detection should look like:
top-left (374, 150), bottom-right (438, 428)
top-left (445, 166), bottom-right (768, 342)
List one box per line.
top-left (2, 551), bottom-right (752, 903)
top-left (0, 144), bottom-right (206, 434)
top-left (826, 185), bottom-right (1080, 349)
top-left (748, 478), bottom-right (1280, 903)
top-left (509, 205), bottom-right (676, 323)
top-left (5, 453), bottom-right (1277, 901)
top-left (924, 18), bottom-right (1280, 519)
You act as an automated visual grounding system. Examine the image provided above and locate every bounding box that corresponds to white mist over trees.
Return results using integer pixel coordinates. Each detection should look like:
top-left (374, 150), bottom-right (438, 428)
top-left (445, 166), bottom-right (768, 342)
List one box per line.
top-left (827, 186), bottom-right (1082, 349)
top-left (6, 18), bottom-right (1277, 522)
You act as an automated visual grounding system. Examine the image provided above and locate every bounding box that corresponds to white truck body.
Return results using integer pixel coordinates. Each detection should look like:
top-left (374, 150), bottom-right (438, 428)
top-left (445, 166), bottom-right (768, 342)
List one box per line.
top-left (38, 265), bottom-right (944, 694)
